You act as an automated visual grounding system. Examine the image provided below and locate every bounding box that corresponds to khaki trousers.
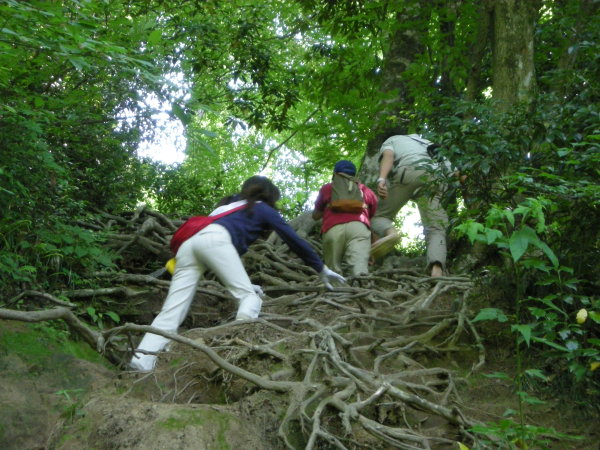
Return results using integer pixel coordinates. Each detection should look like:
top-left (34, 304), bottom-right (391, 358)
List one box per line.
top-left (371, 166), bottom-right (448, 269)
top-left (323, 221), bottom-right (371, 276)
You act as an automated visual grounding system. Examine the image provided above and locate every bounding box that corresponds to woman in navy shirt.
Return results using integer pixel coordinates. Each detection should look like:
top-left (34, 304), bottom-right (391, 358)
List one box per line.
top-left (130, 176), bottom-right (344, 372)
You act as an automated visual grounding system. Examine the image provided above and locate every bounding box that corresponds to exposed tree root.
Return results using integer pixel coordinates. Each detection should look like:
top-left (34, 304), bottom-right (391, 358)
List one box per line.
top-left (0, 207), bottom-right (488, 448)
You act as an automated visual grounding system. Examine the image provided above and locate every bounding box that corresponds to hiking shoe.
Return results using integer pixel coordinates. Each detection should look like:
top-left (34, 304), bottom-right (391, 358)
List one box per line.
top-left (370, 234), bottom-right (401, 259)
top-left (235, 313), bottom-right (253, 321)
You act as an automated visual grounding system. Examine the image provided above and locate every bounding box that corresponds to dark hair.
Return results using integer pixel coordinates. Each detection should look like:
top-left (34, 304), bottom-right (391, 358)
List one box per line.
top-left (426, 143), bottom-right (441, 159)
top-left (240, 176), bottom-right (281, 212)
top-left (215, 194), bottom-right (237, 208)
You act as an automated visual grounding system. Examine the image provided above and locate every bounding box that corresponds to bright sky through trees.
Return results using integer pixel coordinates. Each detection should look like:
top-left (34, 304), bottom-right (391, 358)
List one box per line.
top-left (137, 112), bottom-right (186, 164)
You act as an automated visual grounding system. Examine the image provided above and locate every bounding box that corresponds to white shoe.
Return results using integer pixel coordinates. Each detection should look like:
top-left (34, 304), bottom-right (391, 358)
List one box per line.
top-left (129, 354), bottom-right (155, 373)
top-left (128, 360), bottom-right (153, 373)
top-left (235, 313), bottom-right (253, 321)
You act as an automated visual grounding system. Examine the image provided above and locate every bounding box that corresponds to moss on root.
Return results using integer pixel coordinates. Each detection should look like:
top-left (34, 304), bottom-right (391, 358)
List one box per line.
top-left (158, 409), bottom-right (234, 449)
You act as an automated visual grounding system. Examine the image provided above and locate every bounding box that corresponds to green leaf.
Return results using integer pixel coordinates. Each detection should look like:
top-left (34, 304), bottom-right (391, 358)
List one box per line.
top-left (518, 390), bottom-right (546, 405)
top-left (485, 228), bottom-right (503, 244)
top-left (171, 102), bottom-right (191, 125)
top-left (456, 220), bottom-right (484, 244)
top-left (106, 311), bottom-right (120, 323)
top-left (521, 258), bottom-right (550, 272)
top-left (67, 56), bottom-right (89, 71)
top-left (509, 229), bottom-right (530, 262)
top-left (531, 336), bottom-right (568, 351)
top-left (530, 240), bottom-right (559, 268)
top-left (86, 307), bottom-right (97, 321)
top-left (503, 209), bottom-right (515, 227)
top-left (511, 324), bottom-right (533, 346)
top-left (524, 369), bottom-right (548, 382)
top-left (502, 408), bottom-right (517, 417)
top-left (472, 308), bottom-right (508, 323)
top-left (588, 311), bottom-right (600, 324)
top-left (533, 296), bottom-right (568, 318)
top-left (147, 29), bottom-right (162, 45)
top-left (482, 371), bottom-right (512, 380)
top-left (74, 247), bottom-right (88, 258)
top-left (513, 203), bottom-right (531, 218)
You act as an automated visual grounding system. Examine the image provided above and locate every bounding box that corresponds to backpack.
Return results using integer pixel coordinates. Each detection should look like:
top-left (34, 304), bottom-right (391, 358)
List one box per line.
top-left (407, 135), bottom-right (442, 160)
top-left (170, 203), bottom-right (246, 254)
top-left (329, 172), bottom-right (366, 213)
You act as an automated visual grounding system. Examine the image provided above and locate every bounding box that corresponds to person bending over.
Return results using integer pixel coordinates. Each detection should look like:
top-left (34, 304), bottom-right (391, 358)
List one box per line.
top-left (130, 176), bottom-right (345, 372)
top-left (371, 135), bottom-right (452, 277)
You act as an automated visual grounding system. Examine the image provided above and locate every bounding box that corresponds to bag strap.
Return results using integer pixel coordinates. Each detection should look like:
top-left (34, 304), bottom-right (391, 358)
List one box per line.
top-left (407, 135), bottom-right (432, 148)
top-left (209, 203), bottom-right (247, 220)
top-left (407, 135), bottom-right (440, 159)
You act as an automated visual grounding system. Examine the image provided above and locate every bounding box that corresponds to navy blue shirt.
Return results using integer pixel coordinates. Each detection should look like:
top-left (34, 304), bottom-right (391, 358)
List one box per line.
top-left (214, 202), bottom-right (324, 273)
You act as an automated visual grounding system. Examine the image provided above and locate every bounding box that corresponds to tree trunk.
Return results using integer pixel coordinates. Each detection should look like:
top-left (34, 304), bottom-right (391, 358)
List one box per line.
top-left (436, 0), bottom-right (461, 98)
top-left (491, 0), bottom-right (541, 109)
top-left (359, 4), bottom-right (430, 176)
top-left (555, 0), bottom-right (599, 95)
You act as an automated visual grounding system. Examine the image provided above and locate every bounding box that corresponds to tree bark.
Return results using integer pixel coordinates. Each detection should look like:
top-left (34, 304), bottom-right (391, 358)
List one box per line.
top-left (360, 3), bottom-right (431, 172)
top-left (491, 0), bottom-right (541, 109)
top-left (436, 0), bottom-right (461, 98)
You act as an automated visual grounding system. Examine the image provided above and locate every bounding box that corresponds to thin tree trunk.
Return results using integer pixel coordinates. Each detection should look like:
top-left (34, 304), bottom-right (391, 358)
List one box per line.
top-left (466, 0), bottom-right (493, 101)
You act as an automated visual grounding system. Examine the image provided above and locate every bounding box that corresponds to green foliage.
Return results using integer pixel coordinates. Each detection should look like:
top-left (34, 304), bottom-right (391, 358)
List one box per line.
top-left (471, 417), bottom-right (582, 449)
top-left (55, 388), bottom-right (85, 422)
top-left (86, 306), bottom-right (120, 330)
top-left (456, 198), bottom-right (559, 267)
top-left (457, 198), bottom-right (599, 383)
top-left (0, 217), bottom-right (118, 295)
top-left (0, 0), bottom-right (166, 297)
top-left (457, 194), bottom-right (599, 444)
top-left (0, 1), bottom-right (598, 444)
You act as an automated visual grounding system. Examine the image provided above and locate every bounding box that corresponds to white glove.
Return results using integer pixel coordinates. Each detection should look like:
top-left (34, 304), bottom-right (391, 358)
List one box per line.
top-left (319, 265), bottom-right (346, 290)
top-left (251, 284), bottom-right (265, 297)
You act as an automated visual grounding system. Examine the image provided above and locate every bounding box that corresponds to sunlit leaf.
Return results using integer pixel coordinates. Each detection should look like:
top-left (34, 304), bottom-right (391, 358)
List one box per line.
top-left (472, 308), bottom-right (508, 323)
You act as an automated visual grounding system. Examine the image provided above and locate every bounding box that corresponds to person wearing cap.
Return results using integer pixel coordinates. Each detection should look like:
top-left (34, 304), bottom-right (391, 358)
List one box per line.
top-left (312, 160), bottom-right (378, 277)
top-left (371, 134), bottom-right (452, 277)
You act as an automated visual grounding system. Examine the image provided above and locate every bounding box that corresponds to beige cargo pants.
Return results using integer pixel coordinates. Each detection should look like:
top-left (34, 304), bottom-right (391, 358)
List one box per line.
top-left (371, 166), bottom-right (448, 269)
top-left (323, 221), bottom-right (371, 276)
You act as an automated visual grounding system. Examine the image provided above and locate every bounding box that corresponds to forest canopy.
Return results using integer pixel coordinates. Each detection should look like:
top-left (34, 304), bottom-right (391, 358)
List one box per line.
top-left (0, 0), bottom-right (599, 447)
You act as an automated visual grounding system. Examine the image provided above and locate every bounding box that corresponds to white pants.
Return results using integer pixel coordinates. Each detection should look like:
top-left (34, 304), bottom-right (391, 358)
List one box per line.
top-left (130, 223), bottom-right (261, 371)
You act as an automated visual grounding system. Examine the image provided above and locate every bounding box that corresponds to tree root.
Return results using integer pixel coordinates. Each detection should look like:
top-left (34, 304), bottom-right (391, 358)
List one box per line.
top-left (3, 207), bottom-right (487, 448)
